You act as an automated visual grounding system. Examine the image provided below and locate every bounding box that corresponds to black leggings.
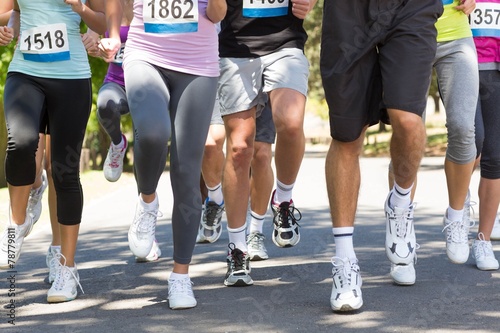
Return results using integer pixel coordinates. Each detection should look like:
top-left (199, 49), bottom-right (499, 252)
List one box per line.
top-left (4, 72), bottom-right (91, 225)
top-left (474, 70), bottom-right (500, 180)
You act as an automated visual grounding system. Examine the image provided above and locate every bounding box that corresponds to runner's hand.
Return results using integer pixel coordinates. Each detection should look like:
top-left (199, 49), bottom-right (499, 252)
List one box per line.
top-left (65, 0), bottom-right (86, 14)
top-left (0, 26), bottom-right (14, 46)
top-left (82, 31), bottom-right (100, 57)
top-left (291, 0), bottom-right (312, 19)
top-left (99, 37), bottom-right (121, 62)
top-left (455, 0), bottom-right (476, 15)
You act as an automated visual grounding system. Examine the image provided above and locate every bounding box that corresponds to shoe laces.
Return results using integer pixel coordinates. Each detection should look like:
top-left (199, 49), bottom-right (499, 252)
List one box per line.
top-left (442, 216), bottom-right (474, 244)
top-left (108, 144), bottom-right (125, 168)
top-left (203, 201), bottom-right (224, 228)
top-left (247, 233), bottom-right (265, 250)
top-left (273, 201), bottom-right (302, 229)
top-left (227, 243), bottom-right (247, 272)
top-left (168, 278), bottom-right (194, 297)
top-left (331, 257), bottom-right (359, 289)
top-left (474, 232), bottom-right (494, 259)
top-left (133, 207), bottom-right (161, 236)
top-left (389, 204), bottom-right (415, 239)
top-left (50, 253), bottom-right (84, 294)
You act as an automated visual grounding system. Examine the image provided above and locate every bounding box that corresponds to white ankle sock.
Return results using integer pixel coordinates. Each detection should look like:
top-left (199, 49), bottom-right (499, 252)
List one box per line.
top-left (332, 227), bottom-right (356, 261)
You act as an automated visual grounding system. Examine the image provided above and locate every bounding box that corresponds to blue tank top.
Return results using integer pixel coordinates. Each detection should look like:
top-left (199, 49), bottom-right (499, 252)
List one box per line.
top-left (8, 0), bottom-right (91, 79)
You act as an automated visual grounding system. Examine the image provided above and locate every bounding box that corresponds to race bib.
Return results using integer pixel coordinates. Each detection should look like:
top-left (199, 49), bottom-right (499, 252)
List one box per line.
top-left (470, 2), bottom-right (500, 37)
top-left (242, 0), bottom-right (289, 18)
top-left (19, 23), bottom-right (70, 62)
top-left (112, 43), bottom-right (125, 66)
top-left (143, 0), bottom-right (199, 33)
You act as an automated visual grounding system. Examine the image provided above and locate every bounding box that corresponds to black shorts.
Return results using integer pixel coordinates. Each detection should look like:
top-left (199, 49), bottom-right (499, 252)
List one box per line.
top-left (320, 0), bottom-right (443, 142)
top-left (255, 103), bottom-right (276, 144)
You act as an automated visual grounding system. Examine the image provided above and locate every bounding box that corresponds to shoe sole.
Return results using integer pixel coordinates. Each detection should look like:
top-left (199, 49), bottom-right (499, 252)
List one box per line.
top-left (249, 254), bottom-right (269, 261)
top-left (169, 302), bottom-right (197, 310)
top-left (331, 300), bottom-right (363, 312)
top-left (47, 295), bottom-right (76, 303)
top-left (224, 277), bottom-right (254, 287)
top-left (391, 278), bottom-right (415, 286)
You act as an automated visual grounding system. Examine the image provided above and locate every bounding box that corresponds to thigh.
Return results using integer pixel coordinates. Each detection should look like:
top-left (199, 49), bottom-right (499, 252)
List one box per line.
top-left (45, 78), bottom-right (92, 168)
top-left (4, 73), bottom-right (45, 144)
top-left (434, 38), bottom-right (479, 122)
top-left (124, 60), bottom-right (171, 140)
top-left (168, 72), bottom-right (217, 158)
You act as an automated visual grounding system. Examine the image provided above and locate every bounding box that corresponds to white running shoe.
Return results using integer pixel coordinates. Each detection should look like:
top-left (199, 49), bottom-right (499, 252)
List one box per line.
top-left (135, 238), bottom-right (162, 262)
top-left (491, 214), bottom-right (500, 241)
top-left (472, 233), bottom-right (499, 271)
top-left (168, 278), bottom-right (197, 309)
top-left (330, 257), bottom-right (363, 312)
top-left (0, 215), bottom-right (35, 269)
top-left (27, 170), bottom-right (48, 224)
top-left (247, 232), bottom-right (269, 261)
top-left (103, 134), bottom-right (128, 182)
top-left (442, 214), bottom-right (473, 264)
top-left (47, 254), bottom-right (84, 303)
top-left (385, 195), bottom-right (416, 265)
top-left (128, 196), bottom-right (160, 258)
top-left (46, 245), bottom-right (62, 283)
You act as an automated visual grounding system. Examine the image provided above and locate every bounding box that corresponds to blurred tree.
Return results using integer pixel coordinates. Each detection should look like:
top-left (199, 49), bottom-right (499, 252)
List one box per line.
top-left (303, 0), bottom-right (323, 101)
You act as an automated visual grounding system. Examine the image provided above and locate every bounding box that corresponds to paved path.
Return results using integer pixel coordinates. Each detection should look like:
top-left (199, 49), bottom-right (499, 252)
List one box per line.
top-left (1, 151), bottom-right (499, 333)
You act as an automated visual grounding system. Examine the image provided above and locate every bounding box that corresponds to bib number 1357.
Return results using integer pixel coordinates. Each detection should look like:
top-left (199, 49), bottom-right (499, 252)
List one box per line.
top-left (19, 23), bottom-right (70, 62)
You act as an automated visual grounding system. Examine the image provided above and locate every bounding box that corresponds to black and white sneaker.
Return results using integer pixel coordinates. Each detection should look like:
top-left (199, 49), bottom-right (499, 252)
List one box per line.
top-left (224, 243), bottom-right (253, 287)
top-left (270, 190), bottom-right (302, 248)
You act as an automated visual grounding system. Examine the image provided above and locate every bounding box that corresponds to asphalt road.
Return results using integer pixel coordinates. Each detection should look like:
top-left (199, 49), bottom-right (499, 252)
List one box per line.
top-left (1, 150), bottom-right (499, 333)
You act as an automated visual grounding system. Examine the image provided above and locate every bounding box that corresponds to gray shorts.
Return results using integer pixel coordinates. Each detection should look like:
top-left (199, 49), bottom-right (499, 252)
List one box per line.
top-left (218, 48), bottom-right (309, 117)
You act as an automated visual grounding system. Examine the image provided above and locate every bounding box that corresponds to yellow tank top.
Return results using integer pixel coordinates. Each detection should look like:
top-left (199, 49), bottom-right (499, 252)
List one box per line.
top-left (435, 0), bottom-right (472, 42)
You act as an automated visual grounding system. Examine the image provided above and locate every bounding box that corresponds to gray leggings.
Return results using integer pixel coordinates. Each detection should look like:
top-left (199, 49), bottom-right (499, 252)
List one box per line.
top-left (125, 60), bottom-right (217, 264)
top-left (96, 82), bottom-right (129, 145)
top-left (434, 37), bottom-right (478, 164)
